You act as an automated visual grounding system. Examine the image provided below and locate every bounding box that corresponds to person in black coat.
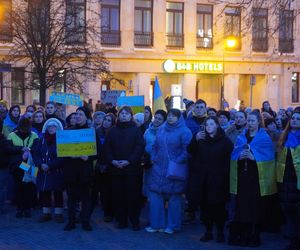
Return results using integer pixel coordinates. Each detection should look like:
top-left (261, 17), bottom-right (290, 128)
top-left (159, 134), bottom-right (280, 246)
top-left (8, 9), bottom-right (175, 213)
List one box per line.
top-left (90, 113), bottom-right (116, 222)
top-left (188, 116), bottom-right (233, 243)
top-left (63, 107), bottom-right (95, 231)
top-left (104, 106), bottom-right (145, 230)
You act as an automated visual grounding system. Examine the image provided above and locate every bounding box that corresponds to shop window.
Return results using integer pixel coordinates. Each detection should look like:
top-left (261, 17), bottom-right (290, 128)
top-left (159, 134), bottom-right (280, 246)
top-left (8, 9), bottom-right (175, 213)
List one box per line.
top-left (11, 68), bottom-right (25, 105)
top-left (101, 0), bottom-right (121, 46)
top-left (0, 0), bottom-right (12, 42)
top-left (292, 72), bottom-right (299, 103)
top-left (279, 9), bottom-right (293, 53)
top-left (224, 6), bottom-right (241, 50)
top-left (65, 0), bottom-right (86, 44)
top-left (134, 0), bottom-right (153, 47)
top-left (166, 2), bottom-right (184, 48)
top-left (196, 4), bottom-right (213, 49)
top-left (252, 8), bottom-right (268, 52)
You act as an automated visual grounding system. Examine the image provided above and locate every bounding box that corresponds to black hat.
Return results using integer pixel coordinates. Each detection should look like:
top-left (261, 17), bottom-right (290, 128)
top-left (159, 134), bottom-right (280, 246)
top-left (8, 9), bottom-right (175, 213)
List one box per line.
top-left (76, 107), bottom-right (92, 120)
top-left (18, 117), bottom-right (32, 130)
top-left (183, 98), bottom-right (194, 109)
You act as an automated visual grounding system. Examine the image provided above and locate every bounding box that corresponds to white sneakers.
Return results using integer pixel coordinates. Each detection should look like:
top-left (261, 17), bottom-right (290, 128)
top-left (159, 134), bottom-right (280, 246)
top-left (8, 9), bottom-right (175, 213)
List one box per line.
top-left (144, 227), bottom-right (174, 234)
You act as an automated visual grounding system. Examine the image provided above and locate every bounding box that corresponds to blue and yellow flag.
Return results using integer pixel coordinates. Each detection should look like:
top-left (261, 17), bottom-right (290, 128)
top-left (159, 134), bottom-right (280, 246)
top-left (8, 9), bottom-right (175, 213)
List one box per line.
top-left (230, 128), bottom-right (277, 196)
top-left (153, 77), bottom-right (167, 112)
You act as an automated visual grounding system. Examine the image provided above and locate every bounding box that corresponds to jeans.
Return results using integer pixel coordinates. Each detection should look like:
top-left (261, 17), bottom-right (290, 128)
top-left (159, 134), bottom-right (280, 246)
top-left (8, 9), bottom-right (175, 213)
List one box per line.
top-left (149, 191), bottom-right (183, 231)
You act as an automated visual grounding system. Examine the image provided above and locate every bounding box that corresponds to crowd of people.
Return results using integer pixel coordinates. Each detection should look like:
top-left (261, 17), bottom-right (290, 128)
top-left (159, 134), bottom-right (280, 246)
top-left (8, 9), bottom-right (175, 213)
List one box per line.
top-left (0, 98), bottom-right (300, 250)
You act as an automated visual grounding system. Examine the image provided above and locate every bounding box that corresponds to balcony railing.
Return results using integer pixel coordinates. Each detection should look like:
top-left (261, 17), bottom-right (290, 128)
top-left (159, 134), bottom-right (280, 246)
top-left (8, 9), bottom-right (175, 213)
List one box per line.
top-left (101, 30), bottom-right (121, 46)
top-left (134, 31), bottom-right (153, 47)
top-left (196, 36), bottom-right (213, 49)
top-left (166, 33), bottom-right (184, 48)
top-left (279, 38), bottom-right (293, 53)
top-left (252, 38), bottom-right (268, 52)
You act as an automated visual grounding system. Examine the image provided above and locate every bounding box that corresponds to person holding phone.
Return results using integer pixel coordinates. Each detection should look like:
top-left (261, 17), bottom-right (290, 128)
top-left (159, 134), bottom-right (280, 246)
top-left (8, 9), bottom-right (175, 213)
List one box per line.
top-left (229, 111), bottom-right (277, 247)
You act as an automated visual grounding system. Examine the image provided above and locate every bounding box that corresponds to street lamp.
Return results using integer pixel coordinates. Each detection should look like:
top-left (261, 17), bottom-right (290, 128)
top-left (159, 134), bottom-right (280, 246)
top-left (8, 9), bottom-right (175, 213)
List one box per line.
top-left (220, 36), bottom-right (237, 110)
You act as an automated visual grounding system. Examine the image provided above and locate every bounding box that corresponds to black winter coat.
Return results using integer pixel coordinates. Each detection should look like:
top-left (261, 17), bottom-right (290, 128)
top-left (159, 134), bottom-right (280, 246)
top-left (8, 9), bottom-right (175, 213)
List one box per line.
top-left (0, 134), bottom-right (9, 169)
top-left (187, 129), bottom-right (233, 204)
top-left (104, 120), bottom-right (145, 176)
top-left (278, 149), bottom-right (300, 207)
top-left (63, 124), bottom-right (95, 183)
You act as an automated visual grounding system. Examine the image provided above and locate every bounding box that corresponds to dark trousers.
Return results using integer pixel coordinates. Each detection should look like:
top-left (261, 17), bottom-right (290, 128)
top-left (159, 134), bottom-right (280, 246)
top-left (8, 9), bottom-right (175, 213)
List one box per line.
top-left (66, 182), bottom-right (92, 224)
top-left (111, 175), bottom-right (142, 226)
top-left (13, 172), bottom-right (35, 211)
top-left (200, 202), bottom-right (226, 232)
top-left (90, 172), bottom-right (113, 217)
top-left (40, 191), bottom-right (63, 208)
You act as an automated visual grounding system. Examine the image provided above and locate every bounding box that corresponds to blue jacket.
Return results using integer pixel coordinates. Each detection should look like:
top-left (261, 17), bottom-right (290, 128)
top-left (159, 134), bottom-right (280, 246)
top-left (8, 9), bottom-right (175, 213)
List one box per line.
top-left (150, 116), bottom-right (192, 194)
top-left (185, 115), bottom-right (205, 135)
top-left (144, 123), bottom-right (159, 155)
top-left (33, 135), bottom-right (64, 192)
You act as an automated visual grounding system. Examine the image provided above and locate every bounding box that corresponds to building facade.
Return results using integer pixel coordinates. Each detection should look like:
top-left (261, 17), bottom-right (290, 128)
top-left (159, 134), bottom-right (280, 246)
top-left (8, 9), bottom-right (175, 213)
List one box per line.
top-left (1, 0), bottom-right (300, 110)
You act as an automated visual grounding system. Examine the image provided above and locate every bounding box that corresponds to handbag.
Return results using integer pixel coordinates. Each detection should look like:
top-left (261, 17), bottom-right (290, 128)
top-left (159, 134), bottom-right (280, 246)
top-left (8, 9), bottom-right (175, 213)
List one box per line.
top-left (165, 136), bottom-right (188, 181)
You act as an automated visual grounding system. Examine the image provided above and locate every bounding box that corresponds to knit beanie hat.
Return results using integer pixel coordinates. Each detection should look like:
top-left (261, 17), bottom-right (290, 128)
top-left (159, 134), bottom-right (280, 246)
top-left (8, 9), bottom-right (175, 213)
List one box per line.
top-left (183, 98), bottom-right (194, 109)
top-left (42, 118), bottom-right (63, 133)
top-left (18, 117), bottom-right (32, 130)
top-left (76, 106), bottom-right (92, 120)
top-left (0, 100), bottom-right (7, 108)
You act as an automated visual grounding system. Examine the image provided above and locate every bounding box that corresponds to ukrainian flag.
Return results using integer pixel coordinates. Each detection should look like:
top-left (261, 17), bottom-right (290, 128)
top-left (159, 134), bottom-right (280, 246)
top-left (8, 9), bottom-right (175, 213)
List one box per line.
top-left (153, 77), bottom-right (167, 112)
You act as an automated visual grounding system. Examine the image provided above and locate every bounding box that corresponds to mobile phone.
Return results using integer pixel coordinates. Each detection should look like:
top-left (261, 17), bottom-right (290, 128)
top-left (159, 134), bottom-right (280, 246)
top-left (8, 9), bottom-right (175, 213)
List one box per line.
top-left (199, 125), bottom-right (205, 132)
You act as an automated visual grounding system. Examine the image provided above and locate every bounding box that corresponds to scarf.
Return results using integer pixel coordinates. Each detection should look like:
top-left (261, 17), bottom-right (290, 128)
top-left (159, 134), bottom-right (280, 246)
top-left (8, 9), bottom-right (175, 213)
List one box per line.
top-left (285, 130), bottom-right (300, 148)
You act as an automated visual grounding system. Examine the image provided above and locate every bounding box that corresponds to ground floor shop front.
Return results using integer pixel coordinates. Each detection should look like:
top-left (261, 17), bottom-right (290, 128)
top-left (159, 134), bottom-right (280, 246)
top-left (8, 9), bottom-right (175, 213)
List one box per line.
top-left (1, 59), bottom-right (300, 111)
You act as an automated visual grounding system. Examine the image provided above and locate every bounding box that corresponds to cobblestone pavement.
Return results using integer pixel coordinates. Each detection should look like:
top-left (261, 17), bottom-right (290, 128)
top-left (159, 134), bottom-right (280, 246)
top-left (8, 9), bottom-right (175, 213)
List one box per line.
top-left (0, 205), bottom-right (288, 250)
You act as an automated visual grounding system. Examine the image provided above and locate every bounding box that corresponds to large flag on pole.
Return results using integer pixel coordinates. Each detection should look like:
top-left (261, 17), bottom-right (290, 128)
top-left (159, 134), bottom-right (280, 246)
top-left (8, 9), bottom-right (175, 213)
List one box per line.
top-left (153, 77), bottom-right (167, 112)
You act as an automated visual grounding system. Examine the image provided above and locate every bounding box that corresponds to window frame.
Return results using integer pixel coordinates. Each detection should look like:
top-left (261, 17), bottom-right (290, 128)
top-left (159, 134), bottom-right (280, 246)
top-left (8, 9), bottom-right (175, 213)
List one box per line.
top-left (100, 0), bottom-right (121, 46)
top-left (65, 0), bottom-right (87, 45)
top-left (279, 9), bottom-right (294, 53)
top-left (134, 0), bottom-right (153, 47)
top-left (196, 4), bottom-right (213, 49)
top-left (224, 6), bottom-right (241, 50)
top-left (11, 68), bottom-right (25, 106)
top-left (252, 8), bottom-right (268, 52)
top-left (166, 1), bottom-right (184, 48)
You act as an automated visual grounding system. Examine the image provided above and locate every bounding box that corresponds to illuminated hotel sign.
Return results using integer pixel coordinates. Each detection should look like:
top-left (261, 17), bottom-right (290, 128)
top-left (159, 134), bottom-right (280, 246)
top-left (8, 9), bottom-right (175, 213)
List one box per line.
top-left (163, 59), bottom-right (223, 73)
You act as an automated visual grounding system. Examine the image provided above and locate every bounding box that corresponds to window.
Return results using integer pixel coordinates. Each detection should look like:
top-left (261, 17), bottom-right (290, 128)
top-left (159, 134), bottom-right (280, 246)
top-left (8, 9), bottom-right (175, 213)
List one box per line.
top-left (279, 9), bottom-right (293, 53)
top-left (0, 0), bottom-right (12, 42)
top-left (197, 4), bottom-right (213, 49)
top-left (11, 68), bottom-right (25, 105)
top-left (224, 6), bottom-right (241, 50)
top-left (134, 0), bottom-right (153, 47)
top-left (292, 73), bottom-right (299, 103)
top-left (66, 0), bottom-right (86, 44)
top-left (166, 2), bottom-right (184, 48)
top-left (252, 8), bottom-right (268, 52)
top-left (28, 0), bottom-right (50, 44)
top-left (101, 0), bottom-right (120, 46)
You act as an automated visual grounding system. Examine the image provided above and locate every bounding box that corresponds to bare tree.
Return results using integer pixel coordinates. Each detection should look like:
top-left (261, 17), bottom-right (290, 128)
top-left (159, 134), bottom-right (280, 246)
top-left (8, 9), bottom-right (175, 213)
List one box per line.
top-left (1, 0), bottom-right (109, 106)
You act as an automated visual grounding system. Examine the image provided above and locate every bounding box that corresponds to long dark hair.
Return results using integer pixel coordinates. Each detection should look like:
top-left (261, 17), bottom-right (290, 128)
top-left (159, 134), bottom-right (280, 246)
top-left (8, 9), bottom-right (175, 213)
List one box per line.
top-left (278, 111), bottom-right (300, 150)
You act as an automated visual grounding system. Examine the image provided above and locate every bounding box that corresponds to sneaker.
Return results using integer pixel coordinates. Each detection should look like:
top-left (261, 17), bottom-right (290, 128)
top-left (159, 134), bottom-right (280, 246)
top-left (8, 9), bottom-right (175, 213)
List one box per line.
top-left (164, 228), bottom-right (175, 235)
top-left (145, 227), bottom-right (164, 233)
top-left (200, 231), bottom-right (213, 242)
top-left (38, 213), bottom-right (52, 223)
top-left (54, 214), bottom-right (64, 223)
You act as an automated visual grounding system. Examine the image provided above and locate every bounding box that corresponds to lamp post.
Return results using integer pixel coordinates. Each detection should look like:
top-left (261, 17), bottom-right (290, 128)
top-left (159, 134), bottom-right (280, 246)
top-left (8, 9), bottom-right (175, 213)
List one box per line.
top-left (220, 36), bottom-right (237, 110)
